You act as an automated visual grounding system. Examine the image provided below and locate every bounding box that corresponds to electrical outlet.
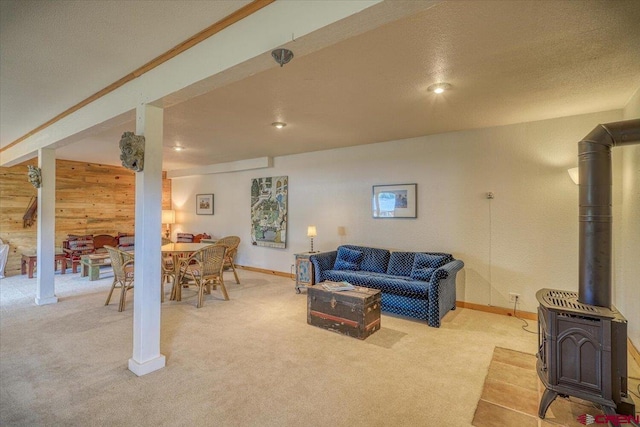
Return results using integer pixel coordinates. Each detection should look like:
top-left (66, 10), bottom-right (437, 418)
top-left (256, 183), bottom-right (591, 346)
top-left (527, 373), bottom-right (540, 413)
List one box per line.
top-left (509, 292), bottom-right (520, 303)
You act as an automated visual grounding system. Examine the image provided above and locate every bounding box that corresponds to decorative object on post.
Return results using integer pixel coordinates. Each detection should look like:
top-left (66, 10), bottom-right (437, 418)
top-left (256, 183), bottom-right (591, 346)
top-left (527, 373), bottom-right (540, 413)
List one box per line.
top-left (307, 225), bottom-right (317, 253)
top-left (271, 48), bottom-right (293, 67)
top-left (27, 165), bottom-right (42, 188)
top-left (161, 209), bottom-right (176, 238)
top-left (196, 194), bottom-right (214, 215)
top-left (118, 131), bottom-right (145, 172)
top-left (250, 176), bottom-right (288, 248)
top-left (372, 183), bottom-right (417, 218)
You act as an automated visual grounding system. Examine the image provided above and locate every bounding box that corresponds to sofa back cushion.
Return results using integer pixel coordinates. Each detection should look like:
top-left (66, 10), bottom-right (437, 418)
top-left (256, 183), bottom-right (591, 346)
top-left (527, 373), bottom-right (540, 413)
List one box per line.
top-left (341, 245), bottom-right (390, 273)
top-left (67, 234), bottom-right (94, 252)
top-left (410, 253), bottom-right (448, 281)
top-left (117, 233), bottom-right (135, 250)
top-left (177, 233), bottom-right (194, 243)
top-left (386, 252), bottom-right (416, 277)
top-left (333, 246), bottom-right (363, 271)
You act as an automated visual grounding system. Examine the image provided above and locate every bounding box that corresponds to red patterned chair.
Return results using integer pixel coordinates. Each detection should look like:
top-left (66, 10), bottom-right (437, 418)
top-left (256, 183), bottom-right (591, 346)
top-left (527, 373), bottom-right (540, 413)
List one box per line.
top-left (62, 234), bottom-right (95, 273)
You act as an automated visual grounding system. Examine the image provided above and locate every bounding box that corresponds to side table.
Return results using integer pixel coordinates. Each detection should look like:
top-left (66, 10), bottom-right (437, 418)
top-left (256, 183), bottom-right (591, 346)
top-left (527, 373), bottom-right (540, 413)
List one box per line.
top-left (294, 252), bottom-right (317, 293)
top-left (21, 252), bottom-right (68, 278)
top-left (80, 253), bottom-right (111, 281)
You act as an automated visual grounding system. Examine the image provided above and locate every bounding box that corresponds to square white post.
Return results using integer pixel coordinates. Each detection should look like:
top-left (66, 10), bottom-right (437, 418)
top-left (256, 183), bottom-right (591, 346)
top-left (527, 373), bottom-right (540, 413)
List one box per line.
top-left (35, 148), bottom-right (58, 305)
top-left (128, 104), bottom-right (166, 376)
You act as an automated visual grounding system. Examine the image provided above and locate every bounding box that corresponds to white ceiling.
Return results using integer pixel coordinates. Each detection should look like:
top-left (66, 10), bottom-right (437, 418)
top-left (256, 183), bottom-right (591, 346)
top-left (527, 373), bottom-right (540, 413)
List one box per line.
top-left (2, 0), bottom-right (640, 172)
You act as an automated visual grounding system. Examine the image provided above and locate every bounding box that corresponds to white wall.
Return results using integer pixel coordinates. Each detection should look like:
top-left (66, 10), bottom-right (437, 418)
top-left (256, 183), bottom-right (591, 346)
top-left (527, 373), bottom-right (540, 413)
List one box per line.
top-left (619, 88), bottom-right (640, 348)
top-left (171, 109), bottom-right (625, 314)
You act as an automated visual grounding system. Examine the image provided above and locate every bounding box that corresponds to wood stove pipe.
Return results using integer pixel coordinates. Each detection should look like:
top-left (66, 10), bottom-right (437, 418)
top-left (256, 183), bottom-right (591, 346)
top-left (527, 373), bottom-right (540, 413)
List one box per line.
top-left (578, 118), bottom-right (640, 308)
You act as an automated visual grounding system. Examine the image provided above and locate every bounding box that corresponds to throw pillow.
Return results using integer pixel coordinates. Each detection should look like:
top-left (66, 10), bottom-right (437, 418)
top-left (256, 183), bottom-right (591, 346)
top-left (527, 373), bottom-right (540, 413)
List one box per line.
top-left (67, 234), bottom-right (94, 252)
top-left (410, 253), bottom-right (447, 281)
top-left (117, 233), bottom-right (135, 247)
top-left (333, 247), bottom-right (363, 271)
top-left (177, 233), bottom-right (194, 243)
top-left (386, 252), bottom-right (416, 277)
top-left (411, 267), bottom-right (435, 281)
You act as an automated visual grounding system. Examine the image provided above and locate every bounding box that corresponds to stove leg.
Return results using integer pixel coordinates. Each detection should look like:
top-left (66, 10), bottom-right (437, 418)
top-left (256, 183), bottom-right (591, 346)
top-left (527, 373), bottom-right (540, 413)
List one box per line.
top-left (538, 388), bottom-right (558, 419)
top-left (602, 406), bottom-right (640, 427)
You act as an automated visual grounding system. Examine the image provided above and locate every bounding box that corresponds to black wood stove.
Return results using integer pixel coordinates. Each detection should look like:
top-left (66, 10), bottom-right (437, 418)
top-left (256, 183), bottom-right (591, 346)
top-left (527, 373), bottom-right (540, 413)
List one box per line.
top-left (536, 289), bottom-right (634, 417)
top-left (537, 119), bottom-right (639, 421)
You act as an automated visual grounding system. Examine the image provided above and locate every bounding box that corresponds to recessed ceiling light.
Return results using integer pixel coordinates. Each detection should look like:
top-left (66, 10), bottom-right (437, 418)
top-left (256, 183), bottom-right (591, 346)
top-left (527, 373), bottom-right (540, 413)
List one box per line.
top-left (272, 122), bottom-right (287, 129)
top-left (427, 83), bottom-right (452, 94)
top-left (172, 146), bottom-right (184, 152)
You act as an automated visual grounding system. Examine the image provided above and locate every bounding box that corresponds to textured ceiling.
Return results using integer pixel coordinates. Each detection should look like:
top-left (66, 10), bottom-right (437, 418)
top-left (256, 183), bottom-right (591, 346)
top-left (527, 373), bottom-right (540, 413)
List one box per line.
top-left (2, 0), bottom-right (640, 172)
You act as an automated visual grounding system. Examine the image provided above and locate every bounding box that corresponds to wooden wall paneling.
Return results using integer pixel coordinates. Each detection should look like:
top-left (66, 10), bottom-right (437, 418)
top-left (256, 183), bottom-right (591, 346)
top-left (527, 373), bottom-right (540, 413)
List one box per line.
top-left (0, 159), bottom-right (172, 277)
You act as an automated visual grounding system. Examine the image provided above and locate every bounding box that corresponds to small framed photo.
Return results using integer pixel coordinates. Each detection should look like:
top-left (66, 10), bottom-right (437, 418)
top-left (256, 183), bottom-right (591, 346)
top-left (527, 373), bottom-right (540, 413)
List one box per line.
top-left (372, 184), bottom-right (417, 218)
top-left (196, 194), bottom-right (214, 215)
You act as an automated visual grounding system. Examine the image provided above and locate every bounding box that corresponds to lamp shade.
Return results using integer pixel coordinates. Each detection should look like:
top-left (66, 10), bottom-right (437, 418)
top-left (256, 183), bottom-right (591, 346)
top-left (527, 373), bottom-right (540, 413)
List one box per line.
top-left (307, 225), bottom-right (317, 237)
top-left (567, 167), bottom-right (579, 185)
top-left (162, 209), bottom-right (176, 224)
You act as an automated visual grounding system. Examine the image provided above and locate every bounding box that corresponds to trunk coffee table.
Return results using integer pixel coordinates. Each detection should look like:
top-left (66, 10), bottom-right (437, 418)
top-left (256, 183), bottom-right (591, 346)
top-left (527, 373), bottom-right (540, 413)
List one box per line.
top-left (307, 283), bottom-right (381, 340)
top-left (80, 253), bottom-right (112, 281)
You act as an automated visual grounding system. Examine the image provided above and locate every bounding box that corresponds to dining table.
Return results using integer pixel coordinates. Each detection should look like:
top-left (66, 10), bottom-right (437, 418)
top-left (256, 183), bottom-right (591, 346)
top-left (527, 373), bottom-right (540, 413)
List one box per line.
top-left (161, 242), bottom-right (214, 300)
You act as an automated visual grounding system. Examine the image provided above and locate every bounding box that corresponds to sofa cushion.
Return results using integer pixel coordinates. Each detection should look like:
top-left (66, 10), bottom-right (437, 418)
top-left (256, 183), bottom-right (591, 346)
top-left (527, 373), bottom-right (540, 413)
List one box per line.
top-left (117, 233), bottom-right (135, 248)
top-left (365, 275), bottom-right (429, 299)
top-left (67, 234), bottom-right (94, 252)
top-left (342, 245), bottom-right (390, 273)
top-left (410, 253), bottom-right (448, 281)
top-left (386, 252), bottom-right (416, 277)
top-left (324, 270), bottom-right (369, 286)
top-left (176, 233), bottom-right (194, 243)
top-left (410, 267), bottom-right (435, 281)
top-left (333, 247), bottom-right (363, 271)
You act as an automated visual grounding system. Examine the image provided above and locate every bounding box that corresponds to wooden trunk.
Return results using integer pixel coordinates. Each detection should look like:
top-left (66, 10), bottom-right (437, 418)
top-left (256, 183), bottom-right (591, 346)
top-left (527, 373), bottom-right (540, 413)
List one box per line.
top-left (307, 284), bottom-right (381, 340)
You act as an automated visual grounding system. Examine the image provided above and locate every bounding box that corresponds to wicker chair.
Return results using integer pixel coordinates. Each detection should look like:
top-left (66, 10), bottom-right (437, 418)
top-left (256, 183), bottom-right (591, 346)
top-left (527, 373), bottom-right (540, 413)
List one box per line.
top-left (160, 237), bottom-right (176, 302)
top-left (174, 245), bottom-right (227, 308)
top-left (104, 245), bottom-right (135, 312)
top-left (214, 236), bottom-right (240, 284)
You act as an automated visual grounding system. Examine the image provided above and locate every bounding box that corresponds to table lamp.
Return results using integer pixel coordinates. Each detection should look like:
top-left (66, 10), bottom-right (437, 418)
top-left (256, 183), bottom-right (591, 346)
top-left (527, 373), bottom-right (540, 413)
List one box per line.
top-left (162, 209), bottom-right (176, 239)
top-left (307, 225), bottom-right (317, 253)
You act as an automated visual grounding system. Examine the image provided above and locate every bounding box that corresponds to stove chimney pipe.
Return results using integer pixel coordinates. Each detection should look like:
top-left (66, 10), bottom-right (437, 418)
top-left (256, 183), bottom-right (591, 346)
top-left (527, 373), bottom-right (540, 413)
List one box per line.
top-left (578, 119), bottom-right (640, 308)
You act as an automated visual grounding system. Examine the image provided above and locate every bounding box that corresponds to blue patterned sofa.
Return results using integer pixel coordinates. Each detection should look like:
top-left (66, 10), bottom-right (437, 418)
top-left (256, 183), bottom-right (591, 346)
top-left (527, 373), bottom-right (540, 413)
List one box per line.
top-left (310, 245), bottom-right (464, 327)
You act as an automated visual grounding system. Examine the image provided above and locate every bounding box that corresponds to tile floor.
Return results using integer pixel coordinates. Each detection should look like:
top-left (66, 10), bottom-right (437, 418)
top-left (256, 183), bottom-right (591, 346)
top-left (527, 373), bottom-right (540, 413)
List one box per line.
top-left (473, 347), bottom-right (640, 427)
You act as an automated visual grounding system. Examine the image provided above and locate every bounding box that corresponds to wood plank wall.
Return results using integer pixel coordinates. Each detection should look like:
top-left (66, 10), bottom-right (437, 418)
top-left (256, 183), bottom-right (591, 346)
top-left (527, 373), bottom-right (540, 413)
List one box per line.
top-left (0, 158), bottom-right (171, 277)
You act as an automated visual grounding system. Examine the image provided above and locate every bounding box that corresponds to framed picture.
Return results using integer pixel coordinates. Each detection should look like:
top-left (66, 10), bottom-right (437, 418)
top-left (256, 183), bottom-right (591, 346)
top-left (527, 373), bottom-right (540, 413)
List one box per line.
top-left (372, 184), bottom-right (417, 218)
top-left (196, 194), bottom-right (214, 215)
top-left (250, 176), bottom-right (288, 248)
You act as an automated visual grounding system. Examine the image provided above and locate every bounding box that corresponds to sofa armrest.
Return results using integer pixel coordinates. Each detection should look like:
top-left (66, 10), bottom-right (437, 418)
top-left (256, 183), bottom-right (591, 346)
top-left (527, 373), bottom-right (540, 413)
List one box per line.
top-left (310, 251), bottom-right (337, 283)
top-left (427, 259), bottom-right (464, 327)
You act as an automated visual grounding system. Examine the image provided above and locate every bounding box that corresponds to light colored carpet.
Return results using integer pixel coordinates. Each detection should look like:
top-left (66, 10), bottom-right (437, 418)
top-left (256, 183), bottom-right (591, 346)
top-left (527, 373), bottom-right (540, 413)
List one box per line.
top-left (1, 269), bottom-right (541, 426)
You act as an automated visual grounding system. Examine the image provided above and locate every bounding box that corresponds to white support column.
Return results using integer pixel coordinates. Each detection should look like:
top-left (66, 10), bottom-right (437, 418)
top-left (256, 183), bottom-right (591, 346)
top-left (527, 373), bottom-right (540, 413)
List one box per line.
top-left (35, 148), bottom-right (58, 305)
top-left (128, 104), bottom-right (165, 376)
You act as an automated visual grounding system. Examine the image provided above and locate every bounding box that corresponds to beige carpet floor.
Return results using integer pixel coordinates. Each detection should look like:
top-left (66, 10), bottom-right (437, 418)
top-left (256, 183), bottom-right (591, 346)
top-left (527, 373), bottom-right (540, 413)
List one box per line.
top-left (473, 348), bottom-right (640, 427)
top-left (0, 268), bottom-right (632, 426)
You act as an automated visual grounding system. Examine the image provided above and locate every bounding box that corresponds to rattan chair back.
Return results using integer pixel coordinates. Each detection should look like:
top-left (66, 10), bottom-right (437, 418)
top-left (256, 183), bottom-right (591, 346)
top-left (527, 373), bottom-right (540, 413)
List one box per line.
top-left (214, 236), bottom-right (241, 284)
top-left (175, 244), bottom-right (228, 308)
top-left (104, 245), bottom-right (135, 311)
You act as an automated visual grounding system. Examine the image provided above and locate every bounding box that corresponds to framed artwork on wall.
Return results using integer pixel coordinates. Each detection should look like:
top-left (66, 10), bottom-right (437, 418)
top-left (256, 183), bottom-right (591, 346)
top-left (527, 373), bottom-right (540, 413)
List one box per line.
top-left (372, 183), bottom-right (417, 218)
top-left (250, 176), bottom-right (288, 248)
top-left (196, 194), bottom-right (214, 215)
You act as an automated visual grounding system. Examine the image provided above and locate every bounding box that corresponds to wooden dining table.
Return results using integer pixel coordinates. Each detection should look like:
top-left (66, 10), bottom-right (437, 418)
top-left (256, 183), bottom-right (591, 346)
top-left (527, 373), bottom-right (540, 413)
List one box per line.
top-left (161, 242), bottom-right (213, 300)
